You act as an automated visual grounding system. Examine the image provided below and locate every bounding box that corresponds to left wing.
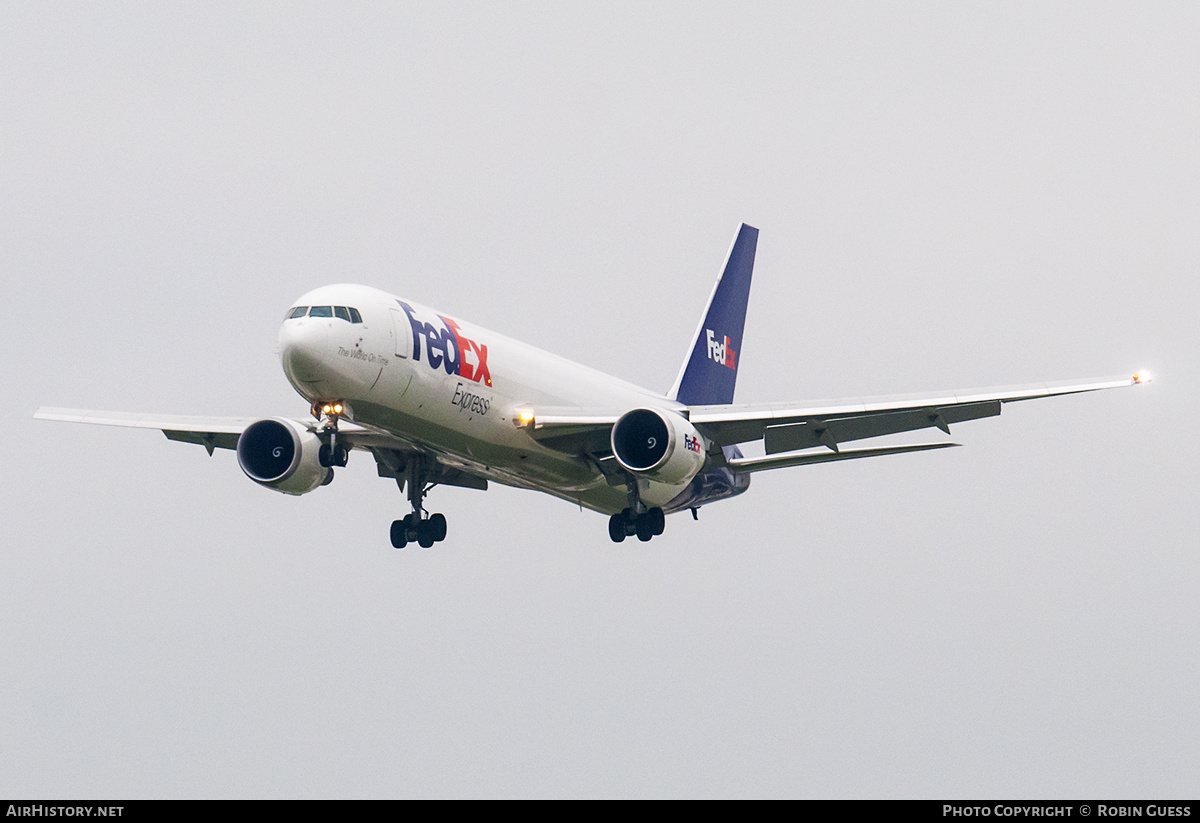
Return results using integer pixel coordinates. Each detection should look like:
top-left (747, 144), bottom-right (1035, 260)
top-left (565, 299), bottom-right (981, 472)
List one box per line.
top-left (525, 373), bottom-right (1149, 465)
top-left (689, 374), bottom-right (1145, 454)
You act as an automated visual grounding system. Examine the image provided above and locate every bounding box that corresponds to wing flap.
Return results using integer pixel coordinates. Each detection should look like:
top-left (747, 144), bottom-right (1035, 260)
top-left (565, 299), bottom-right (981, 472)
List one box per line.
top-left (762, 400), bottom-right (999, 454)
top-left (729, 442), bottom-right (960, 472)
top-left (162, 429), bottom-right (241, 453)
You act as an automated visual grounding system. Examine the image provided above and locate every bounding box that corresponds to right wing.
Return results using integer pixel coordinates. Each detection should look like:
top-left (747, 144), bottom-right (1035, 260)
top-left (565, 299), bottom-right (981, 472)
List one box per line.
top-left (33, 406), bottom-right (491, 490)
top-left (33, 408), bottom-right (254, 454)
top-left (34, 407), bottom-right (416, 451)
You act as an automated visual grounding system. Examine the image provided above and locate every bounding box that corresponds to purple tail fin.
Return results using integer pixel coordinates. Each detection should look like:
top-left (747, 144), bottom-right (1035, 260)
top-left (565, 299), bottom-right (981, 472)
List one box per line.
top-left (669, 224), bottom-right (758, 406)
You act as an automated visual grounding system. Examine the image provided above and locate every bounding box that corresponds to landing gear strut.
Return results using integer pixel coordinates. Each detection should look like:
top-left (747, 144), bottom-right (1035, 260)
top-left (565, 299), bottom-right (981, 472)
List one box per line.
top-left (318, 432), bottom-right (348, 468)
top-left (390, 454), bottom-right (449, 549)
top-left (314, 401), bottom-right (349, 468)
top-left (608, 479), bottom-right (666, 543)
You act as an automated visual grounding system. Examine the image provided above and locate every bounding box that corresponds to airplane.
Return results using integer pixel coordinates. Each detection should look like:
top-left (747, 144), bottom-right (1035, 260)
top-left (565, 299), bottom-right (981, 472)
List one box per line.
top-left (35, 224), bottom-right (1150, 548)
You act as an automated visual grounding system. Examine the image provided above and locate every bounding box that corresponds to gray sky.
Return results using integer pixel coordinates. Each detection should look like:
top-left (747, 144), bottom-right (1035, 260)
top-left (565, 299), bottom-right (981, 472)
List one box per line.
top-left (3, 1), bottom-right (1197, 798)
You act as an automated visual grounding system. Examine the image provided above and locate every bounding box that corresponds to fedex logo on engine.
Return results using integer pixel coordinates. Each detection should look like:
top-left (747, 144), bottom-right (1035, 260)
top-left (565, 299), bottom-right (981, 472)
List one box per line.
top-left (683, 433), bottom-right (704, 454)
top-left (705, 328), bottom-right (736, 370)
top-left (398, 301), bottom-right (492, 386)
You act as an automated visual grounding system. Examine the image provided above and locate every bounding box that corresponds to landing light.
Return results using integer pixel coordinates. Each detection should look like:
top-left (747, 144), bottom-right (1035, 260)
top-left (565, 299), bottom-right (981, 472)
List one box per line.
top-left (1133, 371), bottom-right (1153, 384)
top-left (515, 410), bottom-right (535, 429)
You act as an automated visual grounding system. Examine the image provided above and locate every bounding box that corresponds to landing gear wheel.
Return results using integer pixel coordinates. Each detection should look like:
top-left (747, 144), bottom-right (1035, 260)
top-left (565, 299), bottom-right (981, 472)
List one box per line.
top-left (429, 513), bottom-right (447, 542)
top-left (614, 479), bottom-right (665, 543)
top-left (608, 513), bottom-right (627, 543)
top-left (620, 508), bottom-right (636, 535)
top-left (635, 515), bottom-right (655, 542)
top-left (390, 519), bottom-right (408, 549)
top-left (647, 507), bottom-right (665, 536)
top-left (416, 520), bottom-right (436, 549)
top-left (320, 441), bottom-right (348, 468)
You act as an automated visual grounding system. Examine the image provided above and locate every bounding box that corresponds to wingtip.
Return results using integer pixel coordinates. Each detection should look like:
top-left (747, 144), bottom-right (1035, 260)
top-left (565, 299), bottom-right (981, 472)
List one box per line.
top-left (33, 406), bottom-right (74, 422)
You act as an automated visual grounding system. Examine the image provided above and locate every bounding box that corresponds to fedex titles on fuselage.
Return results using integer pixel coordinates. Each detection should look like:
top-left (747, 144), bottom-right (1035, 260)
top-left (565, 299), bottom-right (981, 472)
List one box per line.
top-left (399, 301), bottom-right (492, 387)
top-left (706, 328), bottom-right (736, 370)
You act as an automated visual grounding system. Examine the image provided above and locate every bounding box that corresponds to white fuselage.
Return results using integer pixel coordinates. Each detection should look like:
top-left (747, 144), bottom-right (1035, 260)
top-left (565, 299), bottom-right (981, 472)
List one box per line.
top-left (278, 284), bottom-right (694, 513)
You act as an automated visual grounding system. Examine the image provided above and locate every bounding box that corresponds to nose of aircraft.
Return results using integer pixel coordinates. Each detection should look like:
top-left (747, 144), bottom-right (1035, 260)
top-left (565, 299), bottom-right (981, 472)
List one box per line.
top-left (278, 319), bottom-right (329, 385)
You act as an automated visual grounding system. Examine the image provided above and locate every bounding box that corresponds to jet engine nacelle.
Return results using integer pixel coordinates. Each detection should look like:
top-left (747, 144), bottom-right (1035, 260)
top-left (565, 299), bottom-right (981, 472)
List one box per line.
top-left (236, 418), bottom-right (332, 495)
top-left (610, 407), bottom-right (707, 486)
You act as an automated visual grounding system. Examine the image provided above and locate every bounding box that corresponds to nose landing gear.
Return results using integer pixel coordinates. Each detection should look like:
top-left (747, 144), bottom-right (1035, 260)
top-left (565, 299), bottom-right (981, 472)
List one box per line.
top-left (314, 400), bottom-right (349, 468)
top-left (318, 439), bottom-right (348, 468)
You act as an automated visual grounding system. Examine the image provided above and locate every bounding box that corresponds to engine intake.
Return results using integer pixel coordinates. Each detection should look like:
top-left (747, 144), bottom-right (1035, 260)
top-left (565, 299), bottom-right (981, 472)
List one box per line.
top-left (237, 418), bottom-right (331, 495)
top-left (611, 408), bottom-right (707, 486)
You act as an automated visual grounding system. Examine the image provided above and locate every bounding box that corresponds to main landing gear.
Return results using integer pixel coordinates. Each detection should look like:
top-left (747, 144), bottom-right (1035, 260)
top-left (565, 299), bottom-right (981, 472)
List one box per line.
top-left (608, 480), bottom-right (666, 543)
top-left (390, 454), bottom-right (449, 549)
top-left (608, 506), bottom-right (665, 543)
top-left (390, 512), bottom-right (447, 550)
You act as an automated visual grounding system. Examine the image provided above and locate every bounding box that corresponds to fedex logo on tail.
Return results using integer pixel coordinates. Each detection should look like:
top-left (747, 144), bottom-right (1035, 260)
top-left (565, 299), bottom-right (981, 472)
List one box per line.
top-left (398, 301), bottom-right (492, 386)
top-left (705, 329), bottom-right (736, 370)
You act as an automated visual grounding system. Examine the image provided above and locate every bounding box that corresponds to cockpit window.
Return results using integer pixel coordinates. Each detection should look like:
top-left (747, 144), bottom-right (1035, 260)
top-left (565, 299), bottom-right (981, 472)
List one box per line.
top-left (287, 305), bottom-right (361, 321)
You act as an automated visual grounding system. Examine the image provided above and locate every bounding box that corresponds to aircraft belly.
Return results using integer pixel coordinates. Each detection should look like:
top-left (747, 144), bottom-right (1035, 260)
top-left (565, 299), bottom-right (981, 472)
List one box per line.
top-left (508, 480), bottom-right (631, 516)
top-left (349, 398), bottom-right (602, 491)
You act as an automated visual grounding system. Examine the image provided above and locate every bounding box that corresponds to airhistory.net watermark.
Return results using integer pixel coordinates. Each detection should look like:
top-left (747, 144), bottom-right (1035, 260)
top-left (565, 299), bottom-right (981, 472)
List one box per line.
top-left (6, 807), bottom-right (123, 817)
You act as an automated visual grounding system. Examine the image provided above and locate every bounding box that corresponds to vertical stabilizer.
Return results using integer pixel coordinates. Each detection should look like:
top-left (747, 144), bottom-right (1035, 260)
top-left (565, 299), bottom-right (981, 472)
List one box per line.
top-left (669, 223), bottom-right (758, 406)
